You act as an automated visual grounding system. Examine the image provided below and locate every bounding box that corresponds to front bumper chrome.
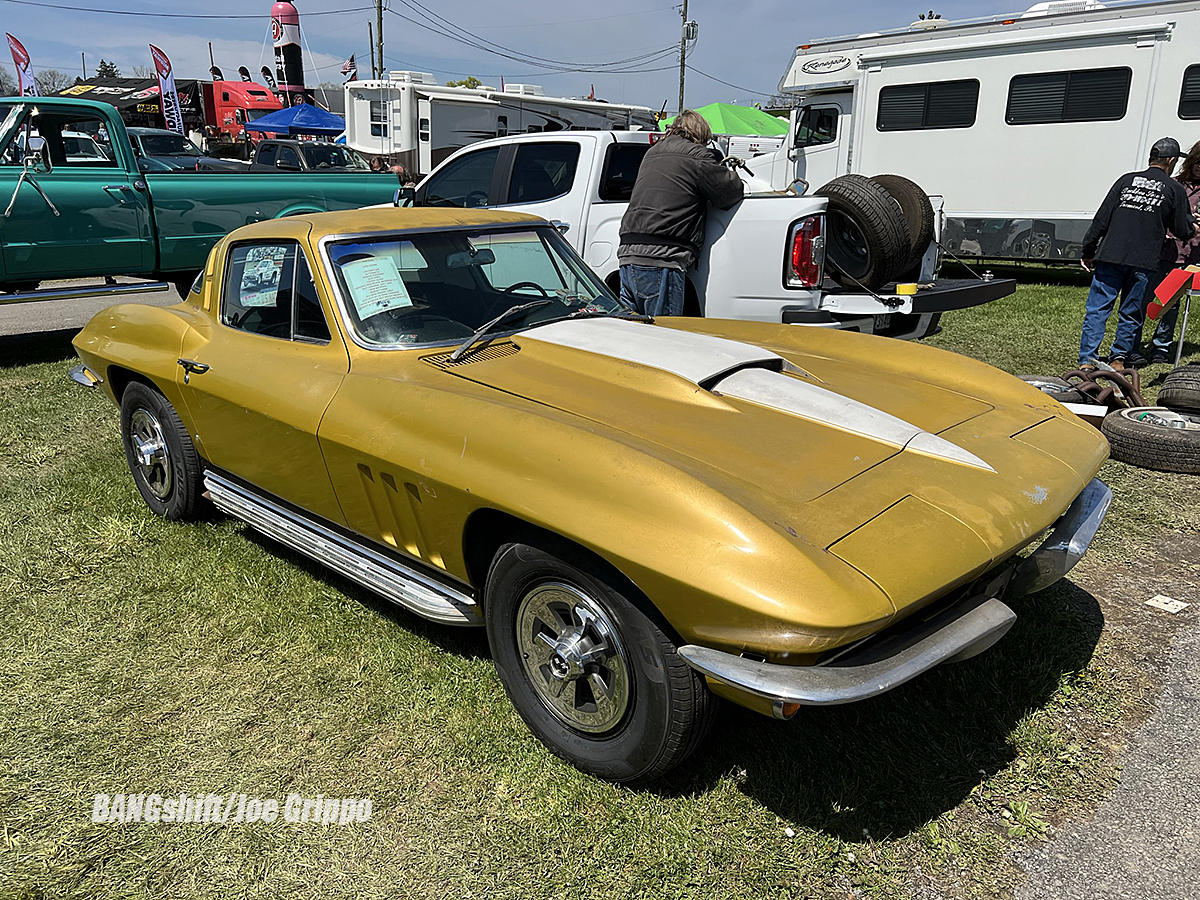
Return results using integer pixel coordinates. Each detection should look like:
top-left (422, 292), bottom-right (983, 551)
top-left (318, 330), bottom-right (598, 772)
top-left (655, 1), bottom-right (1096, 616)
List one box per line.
top-left (1011, 477), bottom-right (1111, 595)
top-left (679, 592), bottom-right (1016, 708)
top-left (68, 364), bottom-right (103, 388)
top-left (679, 477), bottom-right (1110, 711)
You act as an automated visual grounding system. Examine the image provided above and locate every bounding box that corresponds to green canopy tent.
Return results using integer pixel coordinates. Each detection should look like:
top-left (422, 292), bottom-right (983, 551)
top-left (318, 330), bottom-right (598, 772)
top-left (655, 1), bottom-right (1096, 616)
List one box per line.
top-left (659, 102), bottom-right (788, 136)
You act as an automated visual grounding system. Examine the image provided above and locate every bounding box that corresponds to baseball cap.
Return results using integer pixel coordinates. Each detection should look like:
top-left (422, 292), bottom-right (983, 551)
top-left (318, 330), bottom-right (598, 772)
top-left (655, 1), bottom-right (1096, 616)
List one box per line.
top-left (1149, 137), bottom-right (1182, 160)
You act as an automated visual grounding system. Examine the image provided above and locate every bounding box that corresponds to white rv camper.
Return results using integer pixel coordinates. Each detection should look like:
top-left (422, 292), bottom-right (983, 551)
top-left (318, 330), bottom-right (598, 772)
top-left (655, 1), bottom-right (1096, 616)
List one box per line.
top-left (761, 0), bottom-right (1200, 260)
top-left (344, 72), bottom-right (657, 176)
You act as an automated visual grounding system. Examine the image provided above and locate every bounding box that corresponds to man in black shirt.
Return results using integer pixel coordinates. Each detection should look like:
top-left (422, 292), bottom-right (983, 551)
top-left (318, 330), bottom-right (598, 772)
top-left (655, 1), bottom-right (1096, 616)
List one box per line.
top-left (1078, 137), bottom-right (1198, 369)
top-left (618, 110), bottom-right (744, 316)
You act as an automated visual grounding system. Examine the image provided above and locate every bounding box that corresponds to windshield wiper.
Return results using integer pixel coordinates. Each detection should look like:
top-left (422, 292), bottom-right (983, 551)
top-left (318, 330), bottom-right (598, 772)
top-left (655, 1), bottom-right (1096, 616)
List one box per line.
top-left (562, 307), bottom-right (653, 322)
top-left (448, 299), bottom-right (554, 362)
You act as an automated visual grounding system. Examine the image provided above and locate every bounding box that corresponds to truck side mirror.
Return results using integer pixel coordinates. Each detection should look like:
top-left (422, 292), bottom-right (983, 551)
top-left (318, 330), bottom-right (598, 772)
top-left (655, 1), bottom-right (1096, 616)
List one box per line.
top-left (393, 186), bottom-right (415, 207)
top-left (275, 157), bottom-right (300, 172)
top-left (25, 142), bottom-right (51, 174)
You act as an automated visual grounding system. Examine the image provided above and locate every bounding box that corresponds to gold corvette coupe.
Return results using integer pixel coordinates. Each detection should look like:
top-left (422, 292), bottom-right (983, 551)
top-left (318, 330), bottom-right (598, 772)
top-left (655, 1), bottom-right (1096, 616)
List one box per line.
top-left (71, 209), bottom-right (1111, 784)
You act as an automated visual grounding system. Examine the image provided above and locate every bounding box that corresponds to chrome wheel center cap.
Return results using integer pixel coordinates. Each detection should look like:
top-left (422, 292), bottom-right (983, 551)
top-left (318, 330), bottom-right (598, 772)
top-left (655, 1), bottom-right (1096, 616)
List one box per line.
top-left (134, 434), bottom-right (166, 468)
top-left (547, 630), bottom-right (588, 682)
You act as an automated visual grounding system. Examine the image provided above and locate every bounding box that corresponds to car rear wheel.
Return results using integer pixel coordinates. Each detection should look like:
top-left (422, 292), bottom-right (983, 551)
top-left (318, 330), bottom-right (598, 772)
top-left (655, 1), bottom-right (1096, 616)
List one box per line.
top-left (484, 539), bottom-right (717, 784)
top-left (120, 382), bottom-right (202, 520)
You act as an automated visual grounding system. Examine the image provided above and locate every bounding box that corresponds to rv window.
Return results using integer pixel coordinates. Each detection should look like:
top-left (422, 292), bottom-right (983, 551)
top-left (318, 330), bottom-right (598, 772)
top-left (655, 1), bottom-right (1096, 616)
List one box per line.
top-left (423, 147), bottom-right (501, 207)
top-left (507, 143), bottom-right (580, 204)
top-left (1006, 67), bottom-right (1131, 125)
top-left (877, 79), bottom-right (978, 131)
top-left (1180, 65), bottom-right (1200, 119)
top-left (497, 115), bottom-right (508, 137)
top-left (796, 107), bottom-right (838, 147)
top-left (599, 143), bottom-right (650, 201)
top-left (370, 100), bottom-right (389, 138)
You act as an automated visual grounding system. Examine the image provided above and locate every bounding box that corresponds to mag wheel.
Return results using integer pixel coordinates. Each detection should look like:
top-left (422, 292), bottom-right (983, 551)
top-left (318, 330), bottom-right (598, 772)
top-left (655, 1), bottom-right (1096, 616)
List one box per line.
top-left (120, 382), bottom-right (202, 520)
top-left (485, 540), bottom-right (716, 784)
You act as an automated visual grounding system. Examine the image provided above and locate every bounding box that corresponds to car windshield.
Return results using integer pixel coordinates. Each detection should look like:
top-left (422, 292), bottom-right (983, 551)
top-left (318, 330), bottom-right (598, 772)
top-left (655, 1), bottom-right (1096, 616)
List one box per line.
top-left (300, 143), bottom-right (368, 170)
top-left (245, 108), bottom-right (274, 121)
top-left (139, 133), bottom-right (202, 156)
top-left (326, 226), bottom-right (624, 347)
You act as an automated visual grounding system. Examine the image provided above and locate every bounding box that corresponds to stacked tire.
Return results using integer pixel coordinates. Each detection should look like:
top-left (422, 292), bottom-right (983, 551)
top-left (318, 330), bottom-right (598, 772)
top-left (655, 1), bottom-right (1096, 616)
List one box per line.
top-left (1101, 367), bottom-right (1200, 474)
top-left (815, 173), bottom-right (935, 291)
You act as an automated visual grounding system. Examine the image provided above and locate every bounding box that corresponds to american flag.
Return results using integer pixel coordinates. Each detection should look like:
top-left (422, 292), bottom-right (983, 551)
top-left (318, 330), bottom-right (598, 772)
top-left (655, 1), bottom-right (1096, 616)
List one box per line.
top-left (340, 54), bottom-right (357, 78)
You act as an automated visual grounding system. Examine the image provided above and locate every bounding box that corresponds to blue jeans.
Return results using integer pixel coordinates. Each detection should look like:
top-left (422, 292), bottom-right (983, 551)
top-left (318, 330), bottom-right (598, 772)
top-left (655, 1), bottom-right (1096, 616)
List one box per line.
top-left (1149, 301), bottom-right (1181, 359)
top-left (619, 264), bottom-right (686, 317)
top-left (1079, 262), bottom-right (1152, 366)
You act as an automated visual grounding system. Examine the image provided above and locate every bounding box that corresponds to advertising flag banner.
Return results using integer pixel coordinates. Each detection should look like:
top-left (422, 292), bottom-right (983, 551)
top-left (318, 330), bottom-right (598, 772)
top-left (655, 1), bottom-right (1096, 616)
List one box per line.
top-left (149, 44), bottom-right (184, 134)
top-left (6, 33), bottom-right (38, 96)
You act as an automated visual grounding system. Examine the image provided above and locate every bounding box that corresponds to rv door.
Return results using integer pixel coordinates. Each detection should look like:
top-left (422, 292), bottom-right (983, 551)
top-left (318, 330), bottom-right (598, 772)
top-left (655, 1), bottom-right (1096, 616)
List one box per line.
top-left (418, 98), bottom-right (432, 174)
top-left (792, 94), bottom-right (848, 188)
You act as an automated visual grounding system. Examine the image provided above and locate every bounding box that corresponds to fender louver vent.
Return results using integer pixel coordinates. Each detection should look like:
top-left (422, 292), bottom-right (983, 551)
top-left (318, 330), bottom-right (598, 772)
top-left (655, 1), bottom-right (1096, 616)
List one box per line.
top-left (422, 342), bottom-right (520, 369)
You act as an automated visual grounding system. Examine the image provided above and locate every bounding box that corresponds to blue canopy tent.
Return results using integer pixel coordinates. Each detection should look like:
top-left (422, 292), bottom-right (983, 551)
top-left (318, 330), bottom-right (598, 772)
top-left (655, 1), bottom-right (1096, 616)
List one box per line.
top-left (245, 103), bottom-right (346, 137)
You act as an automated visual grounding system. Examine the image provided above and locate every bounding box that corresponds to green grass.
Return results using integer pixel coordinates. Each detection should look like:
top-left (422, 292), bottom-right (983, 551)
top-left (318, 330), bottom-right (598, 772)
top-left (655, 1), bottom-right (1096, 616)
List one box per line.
top-left (1, 281), bottom-right (1198, 900)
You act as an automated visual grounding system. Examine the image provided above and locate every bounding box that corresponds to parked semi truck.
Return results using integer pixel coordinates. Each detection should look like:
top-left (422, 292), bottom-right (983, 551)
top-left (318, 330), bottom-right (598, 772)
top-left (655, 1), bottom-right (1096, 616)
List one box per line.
top-left (410, 130), bottom-right (1014, 338)
top-left (0, 97), bottom-right (404, 302)
top-left (759, 0), bottom-right (1200, 261)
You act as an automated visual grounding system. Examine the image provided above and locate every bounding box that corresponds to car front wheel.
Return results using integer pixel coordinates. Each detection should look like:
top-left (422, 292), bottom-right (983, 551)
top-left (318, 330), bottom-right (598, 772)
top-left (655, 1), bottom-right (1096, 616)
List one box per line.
top-left (485, 540), bottom-right (716, 784)
top-left (119, 382), bottom-right (202, 520)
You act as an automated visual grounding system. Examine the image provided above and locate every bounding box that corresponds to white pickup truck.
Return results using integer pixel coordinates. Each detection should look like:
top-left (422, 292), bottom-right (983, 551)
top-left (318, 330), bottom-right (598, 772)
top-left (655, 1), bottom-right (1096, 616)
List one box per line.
top-left (410, 131), bottom-right (1013, 339)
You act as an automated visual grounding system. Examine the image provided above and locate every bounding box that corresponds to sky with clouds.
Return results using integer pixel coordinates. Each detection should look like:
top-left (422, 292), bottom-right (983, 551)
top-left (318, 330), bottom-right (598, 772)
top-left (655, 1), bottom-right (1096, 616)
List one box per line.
top-left (3, 0), bottom-right (1025, 107)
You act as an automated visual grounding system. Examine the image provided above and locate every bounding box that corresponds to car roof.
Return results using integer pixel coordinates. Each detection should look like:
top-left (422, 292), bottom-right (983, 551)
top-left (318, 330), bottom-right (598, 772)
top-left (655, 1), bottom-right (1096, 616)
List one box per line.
top-left (128, 127), bottom-right (185, 136)
top-left (228, 208), bottom-right (548, 243)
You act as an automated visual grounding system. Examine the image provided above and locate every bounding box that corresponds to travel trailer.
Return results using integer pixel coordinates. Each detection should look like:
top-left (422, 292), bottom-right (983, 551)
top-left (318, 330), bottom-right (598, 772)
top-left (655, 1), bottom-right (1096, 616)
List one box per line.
top-left (344, 72), bottom-right (657, 176)
top-left (759, 0), bottom-right (1200, 260)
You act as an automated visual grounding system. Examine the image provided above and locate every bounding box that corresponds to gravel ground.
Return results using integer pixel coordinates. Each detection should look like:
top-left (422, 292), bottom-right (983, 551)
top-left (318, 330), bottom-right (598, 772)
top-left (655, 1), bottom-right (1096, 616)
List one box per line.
top-left (1018, 608), bottom-right (1200, 900)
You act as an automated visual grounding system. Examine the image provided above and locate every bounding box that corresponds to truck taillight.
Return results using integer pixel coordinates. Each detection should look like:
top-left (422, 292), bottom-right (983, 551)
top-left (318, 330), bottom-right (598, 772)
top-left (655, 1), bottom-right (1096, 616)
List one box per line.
top-left (786, 214), bottom-right (824, 288)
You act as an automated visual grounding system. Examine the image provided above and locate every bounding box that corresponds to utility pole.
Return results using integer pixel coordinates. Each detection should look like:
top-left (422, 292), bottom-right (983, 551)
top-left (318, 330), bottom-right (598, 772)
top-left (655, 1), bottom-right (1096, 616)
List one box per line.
top-left (368, 21), bottom-right (375, 78)
top-left (81, 52), bottom-right (85, 79)
top-left (376, 0), bottom-right (384, 81)
top-left (677, 0), bottom-right (688, 115)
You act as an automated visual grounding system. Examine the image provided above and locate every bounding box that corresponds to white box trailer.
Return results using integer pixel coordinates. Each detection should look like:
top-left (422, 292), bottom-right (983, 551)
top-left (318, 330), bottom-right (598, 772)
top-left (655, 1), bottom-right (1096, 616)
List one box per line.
top-left (344, 72), bottom-right (657, 177)
top-left (760, 0), bottom-right (1200, 261)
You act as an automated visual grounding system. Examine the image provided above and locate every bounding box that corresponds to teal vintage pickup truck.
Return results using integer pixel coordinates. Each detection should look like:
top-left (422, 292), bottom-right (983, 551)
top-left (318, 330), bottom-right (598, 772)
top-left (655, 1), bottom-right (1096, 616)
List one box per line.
top-left (0, 96), bottom-right (402, 302)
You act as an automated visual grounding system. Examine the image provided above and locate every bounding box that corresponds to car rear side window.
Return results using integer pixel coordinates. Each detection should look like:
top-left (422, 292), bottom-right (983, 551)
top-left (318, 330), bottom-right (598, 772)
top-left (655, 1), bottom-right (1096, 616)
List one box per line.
top-left (599, 143), bottom-right (650, 201)
top-left (506, 142), bottom-right (580, 204)
top-left (1006, 67), bottom-right (1131, 124)
top-left (222, 242), bottom-right (330, 343)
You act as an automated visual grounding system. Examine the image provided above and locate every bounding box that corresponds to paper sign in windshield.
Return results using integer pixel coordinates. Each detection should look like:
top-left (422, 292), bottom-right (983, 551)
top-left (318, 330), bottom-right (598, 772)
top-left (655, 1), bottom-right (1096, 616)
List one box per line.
top-left (342, 255), bottom-right (412, 318)
top-left (239, 245), bottom-right (288, 308)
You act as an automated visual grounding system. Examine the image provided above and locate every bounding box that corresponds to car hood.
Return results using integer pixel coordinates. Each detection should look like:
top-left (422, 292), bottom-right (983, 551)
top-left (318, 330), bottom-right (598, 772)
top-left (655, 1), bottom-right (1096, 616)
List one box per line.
top-left (428, 317), bottom-right (1107, 615)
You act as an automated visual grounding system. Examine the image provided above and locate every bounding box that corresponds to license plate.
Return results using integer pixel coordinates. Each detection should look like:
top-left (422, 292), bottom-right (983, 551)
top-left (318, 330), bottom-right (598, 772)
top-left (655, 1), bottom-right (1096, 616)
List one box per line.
top-left (872, 314), bottom-right (892, 332)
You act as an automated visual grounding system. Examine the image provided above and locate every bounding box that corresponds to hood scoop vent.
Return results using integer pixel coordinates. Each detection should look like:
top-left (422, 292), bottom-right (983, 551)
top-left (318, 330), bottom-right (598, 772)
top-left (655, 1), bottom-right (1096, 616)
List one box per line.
top-left (423, 342), bottom-right (520, 369)
top-left (713, 367), bottom-right (995, 472)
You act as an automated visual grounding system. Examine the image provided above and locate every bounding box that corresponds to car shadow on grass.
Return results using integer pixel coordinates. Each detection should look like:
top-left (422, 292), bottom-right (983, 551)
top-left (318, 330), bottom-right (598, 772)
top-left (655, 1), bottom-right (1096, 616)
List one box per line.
top-left (0, 328), bottom-right (80, 368)
top-left (653, 580), bottom-right (1104, 840)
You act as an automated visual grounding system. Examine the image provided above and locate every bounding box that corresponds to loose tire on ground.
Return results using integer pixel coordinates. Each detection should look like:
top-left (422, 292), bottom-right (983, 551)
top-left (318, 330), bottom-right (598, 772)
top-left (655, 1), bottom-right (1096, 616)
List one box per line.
top-left (484, 537), bottom-right (717, 785)
top-left (816, 174), bottom-right (910, 291)
top-left (871, 173), bottom-right (935, 278)
top-left (1101, 407), bottom-right (1200, 474)
top-left (1158, 365), bottom-right (1200, 412)
top-left (120, 382), bottom-right (203, 520)
top-left (1019, 375), bottom-right (1085, 405)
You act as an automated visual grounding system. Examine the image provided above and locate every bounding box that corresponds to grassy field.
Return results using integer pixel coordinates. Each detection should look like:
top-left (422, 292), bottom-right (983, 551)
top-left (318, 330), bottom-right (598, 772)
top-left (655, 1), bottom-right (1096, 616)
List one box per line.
top-left (2, 280), bottom-right (1199, 900)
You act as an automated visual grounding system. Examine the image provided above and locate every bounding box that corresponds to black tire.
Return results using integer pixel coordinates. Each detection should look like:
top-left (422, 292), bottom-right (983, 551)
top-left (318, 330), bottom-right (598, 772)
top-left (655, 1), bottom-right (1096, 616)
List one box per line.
top-left (816, 174), bottom-right (910, 291)
top-left (119, 382), bottom-right (203, 520)
top-left (1101, 407), bottom-right (1200, 474)
top-left (1019, 375), bottom-right (1085, 405)
top-left (1159, 365), bottom-right (1200, 412)
top-left (871, 173), bottom-right (935, 277)
top-left (484, 539), bottom-right (717, 785)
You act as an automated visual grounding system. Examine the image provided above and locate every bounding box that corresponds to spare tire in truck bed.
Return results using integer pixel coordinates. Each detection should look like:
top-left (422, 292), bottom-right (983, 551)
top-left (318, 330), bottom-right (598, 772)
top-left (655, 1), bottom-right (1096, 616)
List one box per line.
top-left (872, 173), bottom-right (935, 279)
top-left (816, 175), bottom-right (910, 291)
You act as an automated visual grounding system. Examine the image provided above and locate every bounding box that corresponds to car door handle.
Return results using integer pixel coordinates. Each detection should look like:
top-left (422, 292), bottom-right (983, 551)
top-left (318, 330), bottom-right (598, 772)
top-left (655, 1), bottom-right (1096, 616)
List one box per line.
top-left (178, 358), bottom-right (210, 384)
top-left (103, 184), bottom-right (132, 203)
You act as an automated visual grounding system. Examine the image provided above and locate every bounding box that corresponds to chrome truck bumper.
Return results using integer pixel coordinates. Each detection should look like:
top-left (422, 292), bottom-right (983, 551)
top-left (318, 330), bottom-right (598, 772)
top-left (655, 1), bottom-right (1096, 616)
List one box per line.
top-left (679, 477), bottom-right (1111, 712)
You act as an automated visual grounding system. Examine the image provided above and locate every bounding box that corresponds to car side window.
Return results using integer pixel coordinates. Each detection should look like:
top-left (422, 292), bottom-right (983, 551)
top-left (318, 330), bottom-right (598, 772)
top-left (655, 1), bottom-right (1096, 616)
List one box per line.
top-left (277, 145), bottom-right (301, 169)
top-left (294, 251), bottom-right (331, 342)
top-left (256, 143), bottom-right (278, 167)
top-left (506, 142), bottom-right (579, 204)
top-left (796, 108), bottom-right (838, 147)
top-left (599, 143), bottom-right (650, 201)
top-left (422, 147), bottom-right (500, 207)
top-left (222, 241), bottom-right (329, 344)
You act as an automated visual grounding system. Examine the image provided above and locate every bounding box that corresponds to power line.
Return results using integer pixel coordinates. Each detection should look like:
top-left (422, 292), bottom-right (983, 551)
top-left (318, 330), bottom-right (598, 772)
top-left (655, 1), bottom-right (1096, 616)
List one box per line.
top-left (470, 6), bottom-right (676, 30)
top-left (685, 65), bottom-right (773, 97)
top-left (0, 0), bottom-right (373, 18)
